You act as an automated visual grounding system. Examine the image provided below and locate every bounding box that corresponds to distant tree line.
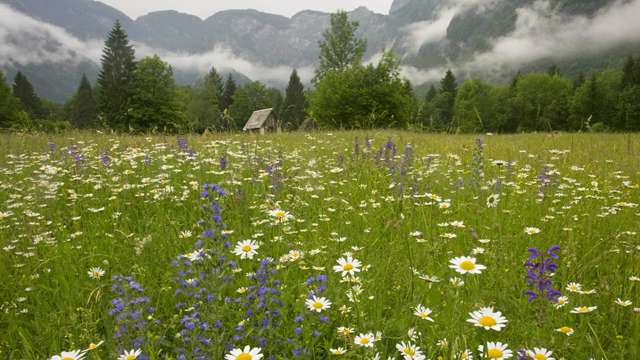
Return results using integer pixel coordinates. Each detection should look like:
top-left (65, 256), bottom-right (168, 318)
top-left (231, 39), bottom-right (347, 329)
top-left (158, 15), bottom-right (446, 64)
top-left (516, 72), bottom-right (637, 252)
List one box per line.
top-left (1, 14), bottom-right (639, 133)
top-left (416, 58), bottom-right (640, 133)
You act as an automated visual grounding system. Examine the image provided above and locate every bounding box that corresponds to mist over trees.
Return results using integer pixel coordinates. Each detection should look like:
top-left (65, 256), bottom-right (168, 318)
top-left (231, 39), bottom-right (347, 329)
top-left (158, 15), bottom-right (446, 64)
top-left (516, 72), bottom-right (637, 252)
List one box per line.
top-left (1, 14), bottom-right (639, 133)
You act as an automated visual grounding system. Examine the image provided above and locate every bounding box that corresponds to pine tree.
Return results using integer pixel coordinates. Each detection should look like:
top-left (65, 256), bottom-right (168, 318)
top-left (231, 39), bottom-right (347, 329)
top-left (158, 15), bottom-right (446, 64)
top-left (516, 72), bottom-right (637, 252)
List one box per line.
top-left (206, 67), bottom-right (224, 100)
top-left (0, 71), bottom-right (24, 128)
top-left (434, 70), bottom-right (457, 129)
top-left (97, 20), bottom-right (136, 130)
top-left (621, 55), bottom-right (636, 89)
top-left (12, 71), bottom-right (45, 118)
top-left (425, 85), bottom-right (437, 102)
top-left (282, 69), bottom-right (306, 130)
top-left (71, 74), bottom-right (98, 128)
top-left (314, 10), bottom-right (367, 82)
top-left (440, 70), bottom-right (457, 95)
top-left (187, 68), bottom-right (224, 132)
top-left (221, 75), bottom-right (237, 110)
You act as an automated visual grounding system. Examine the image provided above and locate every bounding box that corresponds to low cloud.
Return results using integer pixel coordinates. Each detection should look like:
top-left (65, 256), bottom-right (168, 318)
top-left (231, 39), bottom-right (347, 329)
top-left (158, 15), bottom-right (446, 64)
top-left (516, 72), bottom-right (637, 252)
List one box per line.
top-left (0, 3), bottom-right (102, 66)
top-left (0, 3), bottom-right (313, 84)
top-left (464, 0), bottom-right (640, 75)
top-left (401, 0), bottom-right (503, 54)
top-left (400, 65), bottom-right (446, 85)
top-left (403, 0), bottom-right (640, 85)
top-left (134, 43), bottom-right (315, 84)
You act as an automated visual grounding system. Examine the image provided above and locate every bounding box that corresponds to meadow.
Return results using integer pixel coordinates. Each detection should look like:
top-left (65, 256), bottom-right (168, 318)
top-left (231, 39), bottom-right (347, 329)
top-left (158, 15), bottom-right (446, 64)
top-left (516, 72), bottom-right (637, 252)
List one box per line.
top-left (0, 131), bottom-right (639, 360)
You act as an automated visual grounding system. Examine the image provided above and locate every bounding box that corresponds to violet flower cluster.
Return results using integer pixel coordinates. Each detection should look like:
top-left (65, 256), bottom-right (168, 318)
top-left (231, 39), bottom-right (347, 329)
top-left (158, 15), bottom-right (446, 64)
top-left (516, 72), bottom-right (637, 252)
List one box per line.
top-left (109, 275), bottom-right (157, 359)
top-left (524, 245), bottom-right (562, 302)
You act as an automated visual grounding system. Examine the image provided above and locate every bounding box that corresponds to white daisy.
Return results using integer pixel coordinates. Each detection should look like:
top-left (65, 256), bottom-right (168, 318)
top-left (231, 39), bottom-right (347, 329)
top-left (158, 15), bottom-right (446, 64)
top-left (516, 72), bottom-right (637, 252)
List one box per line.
top-left (526, 347), bottom-right (555, 360)
top-left (118, 349), bottom-right (142, 360)
top-left (449, 256), bottom-right (486, 274)
top-left (333, 256), bottom-right (362, 277)
top-left (467, 307), bottom-right (508, 331)
top-left (478, 342), bottom-right (512, 359)
top-left (486, 194), bottom-right (500, 208)
top-left (524, 227), bottom-right (541, 235)
top-left (354, 333), bottom-right (376, 347)
top-left (555, 326), bottom-right (574, 336)
top-left (87, 267), bottom-right (105, 279)
top-left (329, 347), bottom-right (347, 355)
top-left (413, 304), bottom-right (434, 321)
top-left (396, 341), bottom-right (426, 360)
top-left (50, 350), bottom-right (86, 360)
top-left (224, 345), bottom-right (264, 360)
top-left (305, 296), bottom-right (332, 312)
top-left (233, 240), bottom-right (260, 259)
top-left (553, 296), bottom-right (568, 309)
top-left (269, 209), bottom-right (293, 222)
top-left (570, 305), bottom-right (597, 314)
top-left (614, 298), bottom-right (632, 307)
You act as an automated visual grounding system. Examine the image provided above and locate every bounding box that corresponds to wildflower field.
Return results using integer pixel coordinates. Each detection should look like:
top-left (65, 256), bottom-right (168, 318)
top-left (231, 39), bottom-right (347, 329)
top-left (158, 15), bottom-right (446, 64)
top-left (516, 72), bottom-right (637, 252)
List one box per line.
top-left (1, 131), bottom-right (639, 360)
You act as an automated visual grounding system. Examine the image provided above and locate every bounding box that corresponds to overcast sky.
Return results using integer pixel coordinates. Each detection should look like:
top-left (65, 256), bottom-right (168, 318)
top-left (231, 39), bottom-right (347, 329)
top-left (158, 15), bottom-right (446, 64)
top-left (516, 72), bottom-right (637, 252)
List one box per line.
top-left (98, 0), bottom-right (393, 19)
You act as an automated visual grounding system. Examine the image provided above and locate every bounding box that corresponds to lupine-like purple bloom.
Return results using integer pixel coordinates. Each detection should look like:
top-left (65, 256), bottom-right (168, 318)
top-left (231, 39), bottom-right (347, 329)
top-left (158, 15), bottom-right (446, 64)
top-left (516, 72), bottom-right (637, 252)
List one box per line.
top-left (172, 183), bottom-right (232, 359)
top-left (525, 245), bottom-right (561, 302)
top-left (109, 275), bottom-right (155, 360)
top-left (100, 152), bottom-right (111, 167)
top-left (47, 139), bottom-right (56, 152)
top-left (220, 154), bottom-right (228, 170)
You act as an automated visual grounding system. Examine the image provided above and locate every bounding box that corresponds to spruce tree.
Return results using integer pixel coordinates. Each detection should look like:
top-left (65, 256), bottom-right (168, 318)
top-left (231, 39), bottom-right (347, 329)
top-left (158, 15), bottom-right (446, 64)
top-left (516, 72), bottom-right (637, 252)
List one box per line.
top-left (187, 68), bottom-right (224, 132)
top-left (434, 69), bottom-right (457, 128)
top-left (71, 74), bottom-right (98, 128)
top-left (12, 71), bottom-right (45, 118)
top-left (97, 20), bottom-right (136, 130)
top-left (282, 69), bottom-right (306, 130)
top-left (221, 75), bottom-right (237, 111)
top-left (621, 56), bottom-right (636, 89)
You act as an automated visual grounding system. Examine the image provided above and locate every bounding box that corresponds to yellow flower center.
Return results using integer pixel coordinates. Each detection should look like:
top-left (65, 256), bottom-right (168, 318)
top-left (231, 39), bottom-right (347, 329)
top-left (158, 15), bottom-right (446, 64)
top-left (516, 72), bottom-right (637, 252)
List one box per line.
top-left (343, 263), bottom-right (354, 271)
top-left (559, 326), bottom-right (572, 333)
top-left (242, 245), bottom-right (252, 252)
top-left (62, 357), bottom-right (74, 360)
top-left (275, 211), bottom-right (285, 218)
top-left (403, 348), bottom-right (415, 356)
top-left (236, 353), bottom-right (252, 360)
top-left (360, 338), bottom-right (370, 344)
top-left (534, 354), bottom-right (547, 360)
top-left (88, 343), bottom-right (98, 350)
top-left (420, 312), bottom-right (430, 319)
top-left (487, 348), bottom-right (503, 358)
top-left (578, 306), bottom-right (588, 312)
top-left (479, 316), bottom-right (497, 327)
top-left (313, 301), bottom-right (324, 309)
top-left (126, 355), bottom-right (136, 360)
top-left (460, 260), bottom-right (475, 271)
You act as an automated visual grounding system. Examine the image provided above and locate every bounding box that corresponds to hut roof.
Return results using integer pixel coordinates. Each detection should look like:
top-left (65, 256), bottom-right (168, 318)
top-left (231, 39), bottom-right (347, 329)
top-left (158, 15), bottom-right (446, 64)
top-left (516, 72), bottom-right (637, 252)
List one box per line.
top-left (243, 108), bottom-right (275, 131)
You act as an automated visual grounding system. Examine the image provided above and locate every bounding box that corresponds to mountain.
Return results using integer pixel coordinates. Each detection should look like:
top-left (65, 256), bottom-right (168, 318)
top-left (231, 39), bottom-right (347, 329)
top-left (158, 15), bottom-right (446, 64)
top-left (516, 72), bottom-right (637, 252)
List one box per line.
top-left (1, 0), bottom-right (639, 102)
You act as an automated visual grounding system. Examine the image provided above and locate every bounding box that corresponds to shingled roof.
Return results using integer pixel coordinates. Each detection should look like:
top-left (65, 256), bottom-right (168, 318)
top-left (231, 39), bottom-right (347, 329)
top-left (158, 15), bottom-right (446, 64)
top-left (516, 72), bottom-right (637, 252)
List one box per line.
top-left (243, 108), bottom-right (275, 131)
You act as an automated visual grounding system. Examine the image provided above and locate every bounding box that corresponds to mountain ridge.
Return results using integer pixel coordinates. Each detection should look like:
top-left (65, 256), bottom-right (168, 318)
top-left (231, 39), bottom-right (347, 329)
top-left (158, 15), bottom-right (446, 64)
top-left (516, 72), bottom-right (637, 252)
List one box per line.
top-left (2, 0), bottom-right (639, 103)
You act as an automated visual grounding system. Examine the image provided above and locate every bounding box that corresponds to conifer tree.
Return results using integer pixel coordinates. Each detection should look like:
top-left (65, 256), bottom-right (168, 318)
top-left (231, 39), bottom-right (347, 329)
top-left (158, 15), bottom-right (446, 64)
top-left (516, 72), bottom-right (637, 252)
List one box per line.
top-left (282, 69), bottom-right (306, 130)
top-left (71, 74), bottom-right (98, 128)
top-left (221, 74), bottom-right (236, 110)
top-left (97, 20), bottom-right (136, 130)
top-left (12, 71), bottom-right (45, 118)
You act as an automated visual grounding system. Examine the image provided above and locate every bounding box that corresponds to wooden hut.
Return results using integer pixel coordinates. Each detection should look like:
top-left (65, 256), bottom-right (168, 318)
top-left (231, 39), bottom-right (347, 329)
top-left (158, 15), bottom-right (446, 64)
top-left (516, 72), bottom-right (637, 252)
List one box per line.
top-left (243, 108), bottom-right (280, 134)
